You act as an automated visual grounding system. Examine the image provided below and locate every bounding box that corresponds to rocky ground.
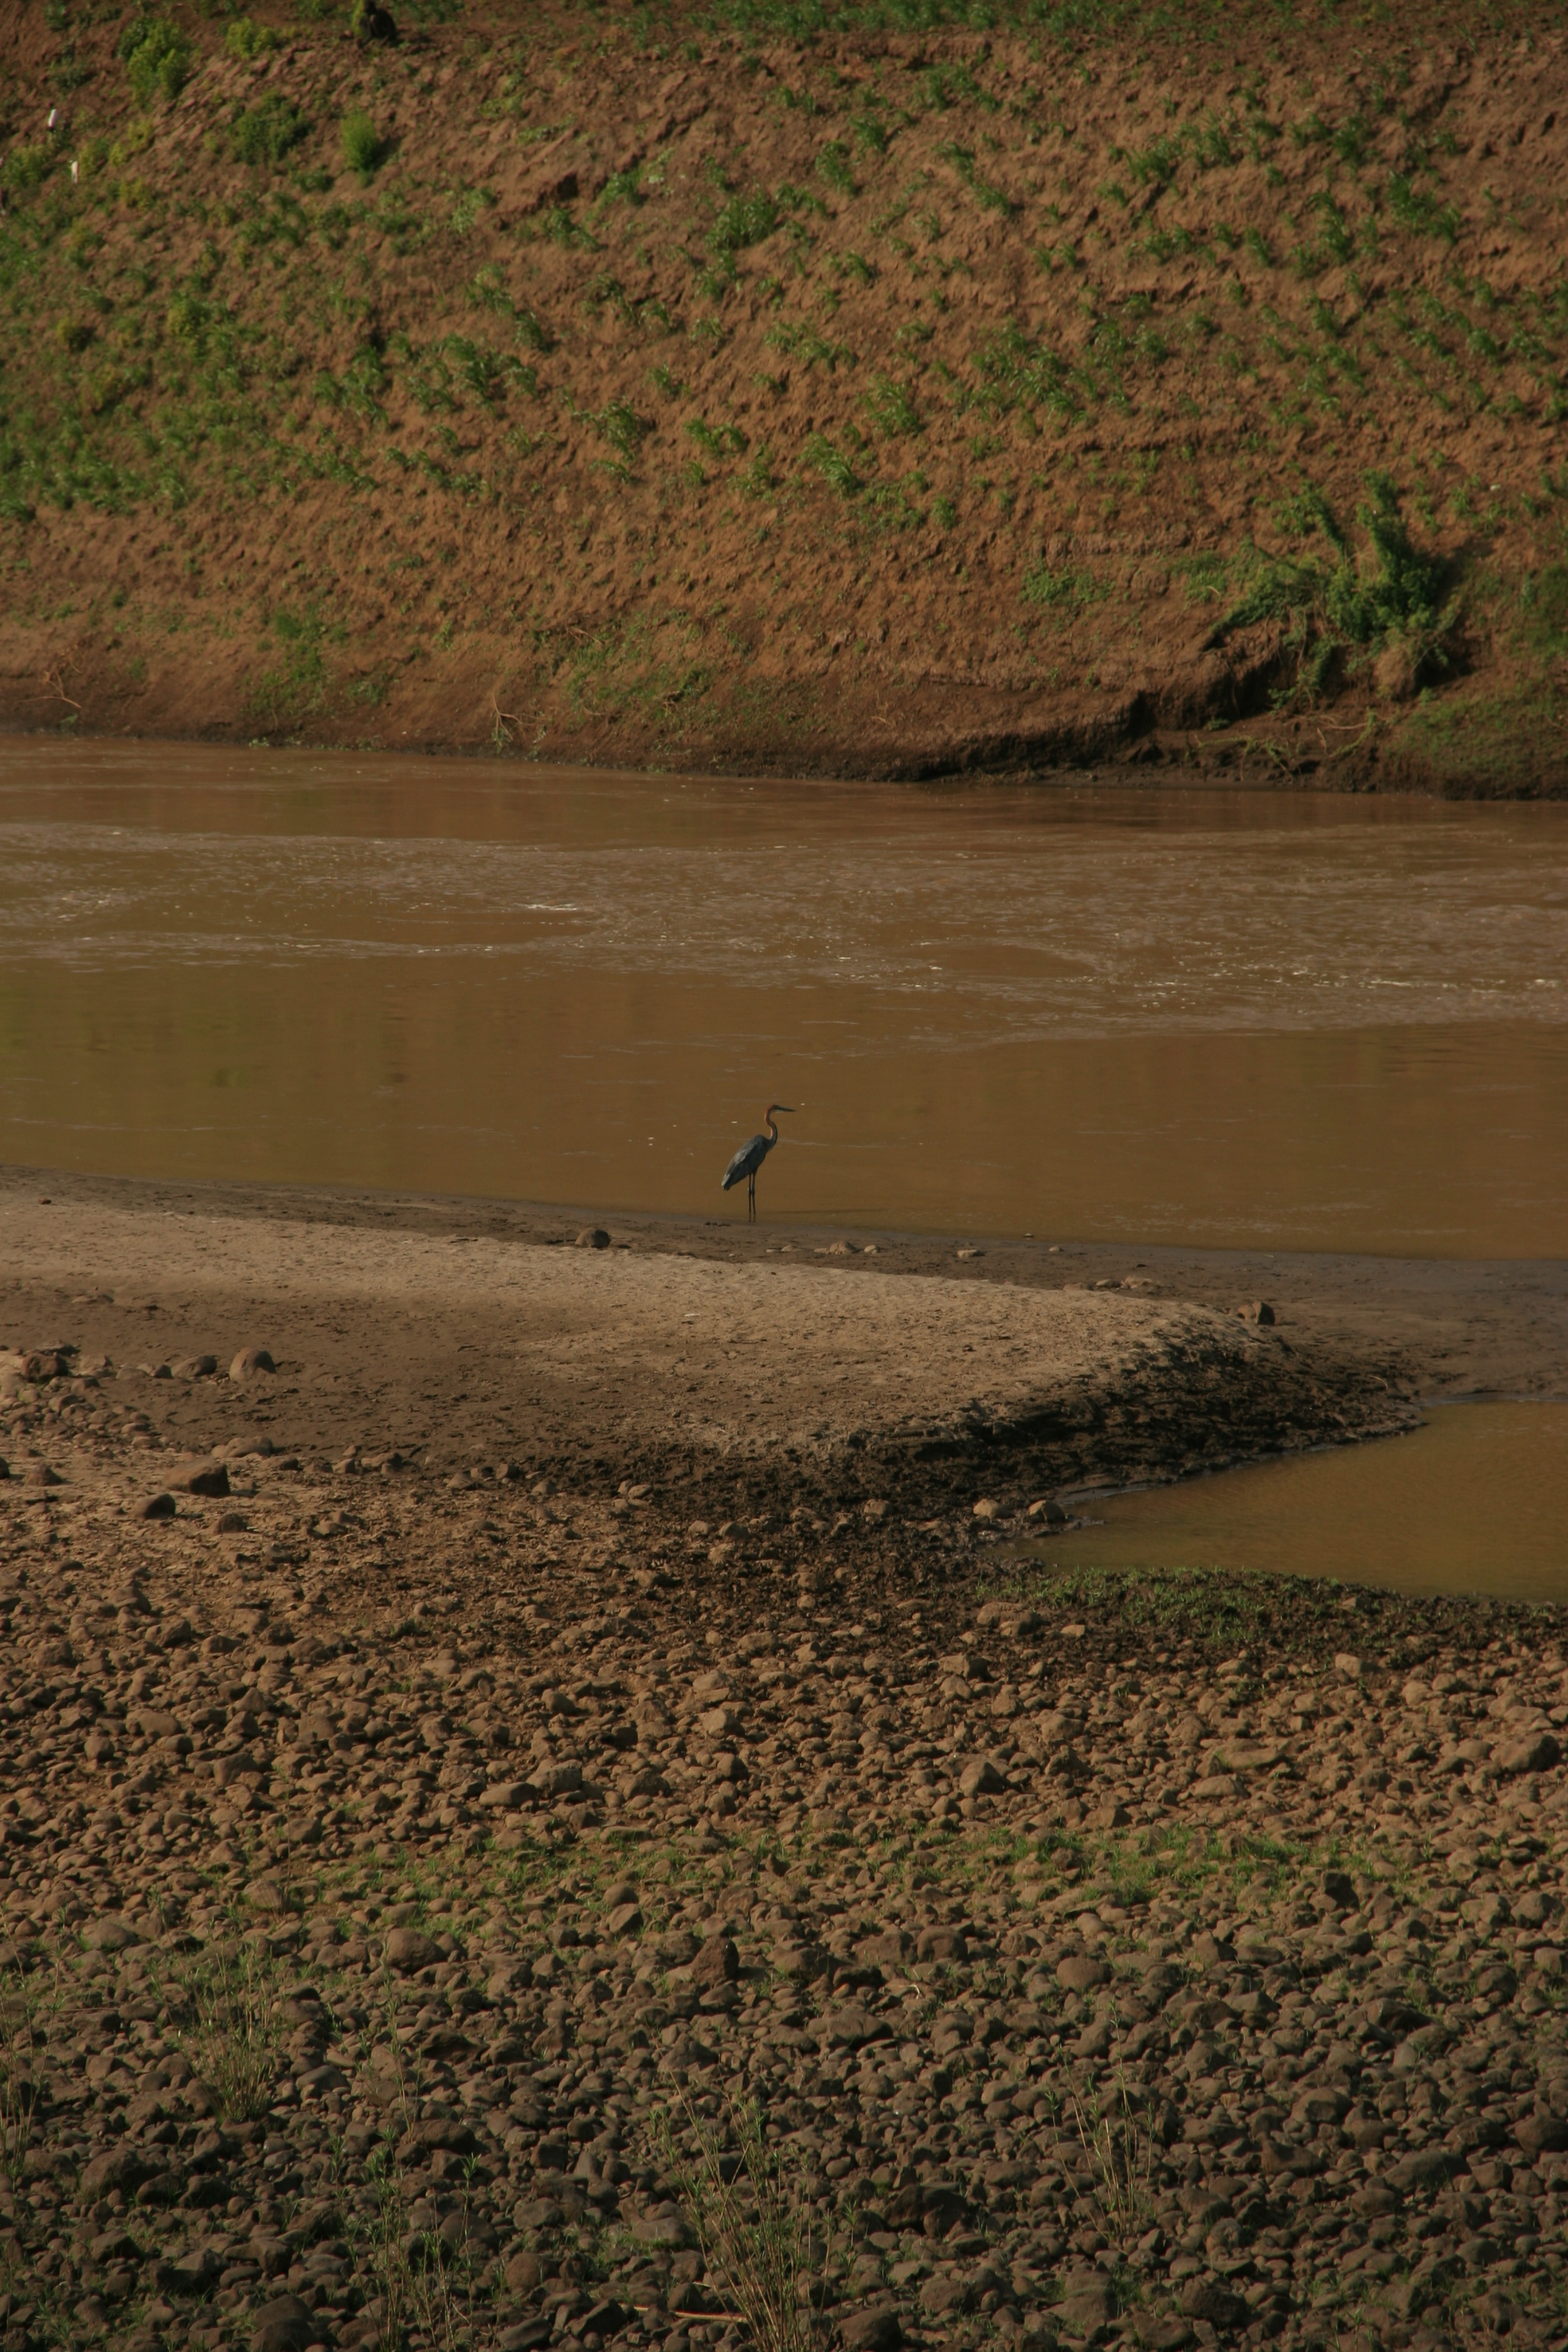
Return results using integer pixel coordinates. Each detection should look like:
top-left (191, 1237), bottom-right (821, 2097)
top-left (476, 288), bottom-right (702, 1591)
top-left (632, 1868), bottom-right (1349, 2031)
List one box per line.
top-left (2, 1340), bottom-right (1567, 2352)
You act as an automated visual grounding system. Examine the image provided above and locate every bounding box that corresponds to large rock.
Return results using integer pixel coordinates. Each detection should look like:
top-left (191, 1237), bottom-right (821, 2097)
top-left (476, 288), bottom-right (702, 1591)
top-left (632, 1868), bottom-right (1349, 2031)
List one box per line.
top-left (385, 1926), bottom-right (440, 1971)
top-left (1496, 1731), bottom-right (1561, 1775)
top-left (78, 2145), bottom-right (153, 2200)
top-left (1385, 2148), bottom-right (1451, 2193)
top-left (230, 1346), bottom-right (276, 1381)
top-left (83, 1914), bottom-right (142, 1952)
top-left (840, 2306), bottom-right (901, 2352)
top-left (691, 1933), bottom-right (740, 1986)
top-left (1180, 2278), bottom-right (1247, 2329)
top-left (250, 2294), bottom-right (312, 2352)
top-left (1515, 2113), bottom-right (1568, 2157)
top-left (1058, 2273), bottom-right (1116, 2332)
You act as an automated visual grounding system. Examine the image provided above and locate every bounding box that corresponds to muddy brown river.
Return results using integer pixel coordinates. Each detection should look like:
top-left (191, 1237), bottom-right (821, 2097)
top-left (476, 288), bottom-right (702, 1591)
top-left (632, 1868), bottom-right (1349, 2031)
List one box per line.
top-left (2, 737), bottom-right (1564, 1597)
top-left (3, 738), bottom-right (1566, 1254)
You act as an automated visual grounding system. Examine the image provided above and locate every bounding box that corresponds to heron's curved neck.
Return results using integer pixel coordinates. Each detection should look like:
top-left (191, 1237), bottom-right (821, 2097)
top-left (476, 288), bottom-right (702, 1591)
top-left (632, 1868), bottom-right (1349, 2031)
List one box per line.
top-left (764, 1112), bottom-right (779, 1144)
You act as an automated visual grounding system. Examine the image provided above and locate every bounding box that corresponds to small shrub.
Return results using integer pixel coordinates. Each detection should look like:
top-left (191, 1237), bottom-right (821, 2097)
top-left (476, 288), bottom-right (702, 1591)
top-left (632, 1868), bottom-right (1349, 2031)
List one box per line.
top-left (55, 317), bottom-right (95, 353)
top-left (342, 109), bottom-right (386, 177)
top-left (862, 374), bottom-right (922, 436)
top-left (711, 190), bottom-right (780, 256)
top-left (1521, 562), bottom-right (1568, 657)
top-left (666, 2100), bottom-right (812, 2352)
top-left (686, 417), bottom-right (746, 457)
top-left (1, 143), bottom-right (54, 195)
top-left (225, 16), bottom-right (280, 57)
top-left (539, 201), bottom-right (595, 248)
top-left (595, 397), bottom-right (645, 459)
top-left (0, 1966), bottom-right (43, 2192)
top-left (1212, 481), bottom-right (1459, 700)
top-left (232, 97), bottom-right (310, 168)
top-left (119, 15), bottom-right (193, 107)
top-left (1022, 561), bottom-right (1105, 610)
top-left (175, 1947), bottom-right (280, 2120)
top-left (350, 0), bottom-right (400, 45)
top-left (804, 434), bottom-right (859, 496)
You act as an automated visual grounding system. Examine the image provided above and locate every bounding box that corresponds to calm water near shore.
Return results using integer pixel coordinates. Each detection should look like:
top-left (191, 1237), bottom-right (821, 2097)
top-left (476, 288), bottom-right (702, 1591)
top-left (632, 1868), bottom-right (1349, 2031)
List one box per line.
top-left (2, 736), bottom-right (1566, 1256)
top-left (1011, 1403), bottom-right (1568, 1606)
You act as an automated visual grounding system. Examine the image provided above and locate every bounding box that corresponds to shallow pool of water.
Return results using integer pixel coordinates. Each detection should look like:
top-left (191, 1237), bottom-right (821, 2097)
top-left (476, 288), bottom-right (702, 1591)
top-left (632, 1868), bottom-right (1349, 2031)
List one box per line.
top-left (2, 738), bottom-right (1566, 1253)
top-left (1008, 1404), bottom-right (1568, 1604)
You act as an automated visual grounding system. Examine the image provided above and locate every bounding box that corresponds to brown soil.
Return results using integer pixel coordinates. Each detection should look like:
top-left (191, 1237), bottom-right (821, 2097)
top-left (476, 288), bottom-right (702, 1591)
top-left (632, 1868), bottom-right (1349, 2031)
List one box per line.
top-left (3, 5), bottom-right (1567, 791)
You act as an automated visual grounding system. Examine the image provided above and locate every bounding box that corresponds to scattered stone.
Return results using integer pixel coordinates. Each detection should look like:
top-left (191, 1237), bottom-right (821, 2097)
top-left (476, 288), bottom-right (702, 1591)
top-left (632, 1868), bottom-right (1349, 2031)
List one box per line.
top-left (230, 1345), bottom-right (275, 1380)
top-left (185, 1461), bottom-right (232, 1498)
top-left (577, 1226), bottom-right (611, 1249)
top-left (142, 1491), bottom-right (177, 1520)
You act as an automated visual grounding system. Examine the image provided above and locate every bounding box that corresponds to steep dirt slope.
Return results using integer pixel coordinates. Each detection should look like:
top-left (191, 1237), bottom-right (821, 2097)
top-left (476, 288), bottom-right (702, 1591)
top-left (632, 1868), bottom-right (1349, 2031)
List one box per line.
top-left (2, 0), bottom-right (1567, 787)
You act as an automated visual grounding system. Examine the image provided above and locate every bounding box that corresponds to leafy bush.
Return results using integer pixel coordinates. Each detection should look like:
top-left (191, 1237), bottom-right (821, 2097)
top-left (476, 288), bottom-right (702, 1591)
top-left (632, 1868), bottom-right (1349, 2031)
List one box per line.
top-left (231, 97), bottom-right (310, 168)
top-left (226, 17), bottom-right (281, 59)
top-left (119, 15), bottom-right (193, 107)
top-left (342, 111), bottom-right (386, 177)
top-left (1212, 481), bottom-right (1458, 699)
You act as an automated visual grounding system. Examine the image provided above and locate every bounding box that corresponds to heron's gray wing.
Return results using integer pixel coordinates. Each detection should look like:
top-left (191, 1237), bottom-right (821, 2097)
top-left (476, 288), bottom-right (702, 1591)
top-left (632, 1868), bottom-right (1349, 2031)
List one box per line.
top-left (721, 1134), bottom-right (767, 1189)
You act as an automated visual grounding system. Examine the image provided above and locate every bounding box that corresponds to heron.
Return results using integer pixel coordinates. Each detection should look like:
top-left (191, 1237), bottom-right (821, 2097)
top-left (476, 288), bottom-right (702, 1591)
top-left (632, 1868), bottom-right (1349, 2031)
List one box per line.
top-left (720, 1103), bottom-right (795, 1221)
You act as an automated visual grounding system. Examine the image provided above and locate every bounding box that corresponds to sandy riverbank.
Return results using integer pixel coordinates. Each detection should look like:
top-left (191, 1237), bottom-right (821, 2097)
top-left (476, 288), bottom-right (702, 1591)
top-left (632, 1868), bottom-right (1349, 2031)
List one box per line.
top-left (13, 1162), bottom-right (1561, 1526)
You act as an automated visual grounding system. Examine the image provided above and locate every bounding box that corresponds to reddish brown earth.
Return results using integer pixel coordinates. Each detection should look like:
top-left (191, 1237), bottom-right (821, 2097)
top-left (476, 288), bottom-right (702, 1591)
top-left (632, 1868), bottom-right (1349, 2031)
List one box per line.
top-left (1, 3), bottom-right (1567, 789)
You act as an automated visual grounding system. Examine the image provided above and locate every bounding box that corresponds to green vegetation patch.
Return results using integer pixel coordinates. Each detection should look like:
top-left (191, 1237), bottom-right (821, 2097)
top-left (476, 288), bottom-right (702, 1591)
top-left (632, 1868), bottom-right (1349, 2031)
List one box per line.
top-left (342, 111), bottom-right (389, 179)
top-left (119, 13), bottom-right (192, 108)
top-left (1212, 480), bottom-right (1459, 701)
top-left (230, 97), bottom-right (312, 170)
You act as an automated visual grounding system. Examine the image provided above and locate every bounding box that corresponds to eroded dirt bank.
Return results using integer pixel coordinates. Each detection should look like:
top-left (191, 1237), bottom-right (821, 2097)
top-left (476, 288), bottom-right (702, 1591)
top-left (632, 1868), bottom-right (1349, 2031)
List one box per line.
top-left (2, 5), bottom-right (1567, 789)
